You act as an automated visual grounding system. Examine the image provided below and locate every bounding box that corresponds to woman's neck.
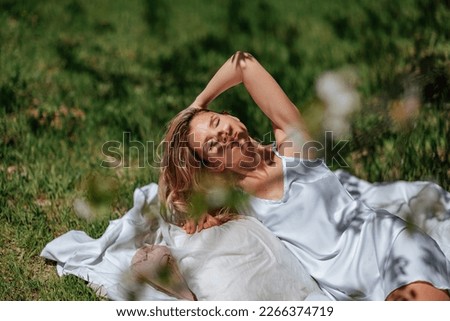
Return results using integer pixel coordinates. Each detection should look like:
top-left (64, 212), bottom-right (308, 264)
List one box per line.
top-left (230, 143), bottom-right (286, 200)
top-left (229, 143), bottom-right (277, 187)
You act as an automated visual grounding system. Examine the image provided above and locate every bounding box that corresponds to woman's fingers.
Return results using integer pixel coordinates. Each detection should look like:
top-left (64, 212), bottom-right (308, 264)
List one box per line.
top-left (231, 51), bottom-right (253, 64)
top-left (183, 219), bottom-right (196, 234)
top-left (183, 213), bottom-right (221, 234)
top-left (199, 213), bottom-right (218, 231)
top-left (196, 214), bottom-right (208, 232)
top-left (204, 215), bottom-right (220, 229)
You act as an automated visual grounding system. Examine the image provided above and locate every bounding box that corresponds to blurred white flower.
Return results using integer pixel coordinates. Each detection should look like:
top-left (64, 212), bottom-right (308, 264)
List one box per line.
top-left (206, 186), bottom-right (229, 209)
top-left (285, 125), bottom-right (310, 151)
top-left (410, 184), bottom-right (446, 225)
top-left (316, 71), bottom-right (360, 139)
top-left (73, 197), bottom-right (94, 220)
top-left (120, 269), bottom-right (146, 301)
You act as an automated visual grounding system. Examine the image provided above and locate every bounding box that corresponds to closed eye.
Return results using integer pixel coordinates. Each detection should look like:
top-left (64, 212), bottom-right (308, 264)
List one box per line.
top-left (208, 114), bottom-right (220, 130)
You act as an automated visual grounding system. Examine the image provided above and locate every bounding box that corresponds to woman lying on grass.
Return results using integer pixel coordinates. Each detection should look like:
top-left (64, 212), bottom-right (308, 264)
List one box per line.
top-left (156, 51), bottom-right (450, 301)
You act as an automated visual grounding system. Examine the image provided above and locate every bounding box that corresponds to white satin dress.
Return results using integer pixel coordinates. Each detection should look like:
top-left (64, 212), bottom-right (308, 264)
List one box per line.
top-left (239, 151), bottom-right (450, 300)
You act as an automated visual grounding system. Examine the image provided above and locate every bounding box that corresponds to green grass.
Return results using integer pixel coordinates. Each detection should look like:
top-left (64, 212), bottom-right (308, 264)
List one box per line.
top-left (1, 0), bottom-right (449, 300)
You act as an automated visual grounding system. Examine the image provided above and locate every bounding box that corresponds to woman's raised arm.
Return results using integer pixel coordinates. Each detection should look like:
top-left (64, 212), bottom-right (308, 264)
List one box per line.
top-left (191, 52), bottom-right (245, 108)
top-left (192, 51), bottom-right (312, 158)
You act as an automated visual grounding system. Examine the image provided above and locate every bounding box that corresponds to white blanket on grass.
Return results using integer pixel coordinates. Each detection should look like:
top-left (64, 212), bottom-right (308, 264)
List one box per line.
top-left (40, 172), bottom-right (450, 300)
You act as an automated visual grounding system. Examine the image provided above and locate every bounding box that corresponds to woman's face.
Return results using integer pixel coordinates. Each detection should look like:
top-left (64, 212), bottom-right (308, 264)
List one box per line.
top-left (188, 111), bottom-right (255, 171)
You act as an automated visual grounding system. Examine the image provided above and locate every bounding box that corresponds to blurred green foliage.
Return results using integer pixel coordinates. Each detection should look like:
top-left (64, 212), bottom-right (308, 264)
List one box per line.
top-left (0, 0), bottom-right (449, 300)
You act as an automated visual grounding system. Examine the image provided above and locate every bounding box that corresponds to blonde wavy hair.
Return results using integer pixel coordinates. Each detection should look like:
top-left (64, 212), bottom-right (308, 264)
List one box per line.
top-left (158, 107), bottom-right (238, 226)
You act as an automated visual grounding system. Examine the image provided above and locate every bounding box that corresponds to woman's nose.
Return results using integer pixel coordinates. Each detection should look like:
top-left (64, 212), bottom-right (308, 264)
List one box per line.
top-left (220, 132), bottom-right (228, 143)
top-left (221, 124), bottom-right (231, 142)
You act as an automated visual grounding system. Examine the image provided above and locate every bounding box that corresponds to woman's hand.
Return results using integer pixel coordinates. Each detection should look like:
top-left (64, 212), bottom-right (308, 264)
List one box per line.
top-left (189, 51), bottom-right (252, 109)
top-left (230, 51), bottom-right (253, 68)
top-left (191, 51), bottom-right (245, 109)
top-left (182, 213), bottom-right (221, 234)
